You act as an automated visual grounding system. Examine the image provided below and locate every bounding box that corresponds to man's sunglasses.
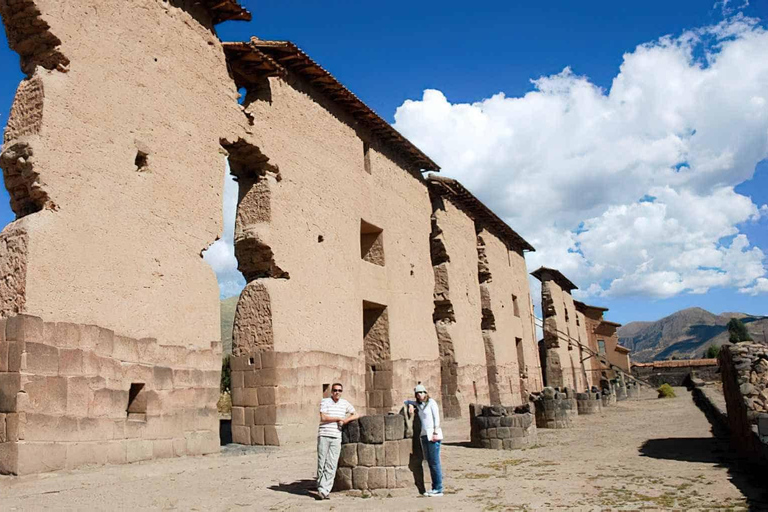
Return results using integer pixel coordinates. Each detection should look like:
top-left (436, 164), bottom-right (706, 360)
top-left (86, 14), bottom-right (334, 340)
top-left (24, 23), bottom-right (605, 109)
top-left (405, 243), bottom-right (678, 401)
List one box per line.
top-left (332, 389), bottom-right (343, 393)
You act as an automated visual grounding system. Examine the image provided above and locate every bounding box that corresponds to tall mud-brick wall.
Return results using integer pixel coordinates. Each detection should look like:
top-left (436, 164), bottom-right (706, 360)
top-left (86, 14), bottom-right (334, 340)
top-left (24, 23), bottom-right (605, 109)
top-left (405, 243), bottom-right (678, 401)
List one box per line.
top-left (0, 0), bottom-right (251, 474)
top-left (225, 40), bottom-right (440, 445)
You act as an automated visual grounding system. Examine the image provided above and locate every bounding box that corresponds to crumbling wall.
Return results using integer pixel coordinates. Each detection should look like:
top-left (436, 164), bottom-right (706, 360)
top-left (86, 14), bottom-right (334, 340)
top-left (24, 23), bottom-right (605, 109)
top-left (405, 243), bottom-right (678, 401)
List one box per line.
top-left (0, 0), bottom-right (247, 348)
top-left (229, 69), bottom-right (438, 444)
top-left (539, 279), bottom-right (587, 391)
top-left (429, 196), bottom-right (489, 417)
top-left (476, 229), bottom-right (533, 406)
top-left (719, 343), bottom-right (768, 463)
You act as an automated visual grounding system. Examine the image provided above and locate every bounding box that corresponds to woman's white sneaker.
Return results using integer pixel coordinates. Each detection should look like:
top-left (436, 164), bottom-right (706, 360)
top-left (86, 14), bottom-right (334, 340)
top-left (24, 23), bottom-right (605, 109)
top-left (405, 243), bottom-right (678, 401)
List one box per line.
top-left (428, 491), bottom-right (444, 497)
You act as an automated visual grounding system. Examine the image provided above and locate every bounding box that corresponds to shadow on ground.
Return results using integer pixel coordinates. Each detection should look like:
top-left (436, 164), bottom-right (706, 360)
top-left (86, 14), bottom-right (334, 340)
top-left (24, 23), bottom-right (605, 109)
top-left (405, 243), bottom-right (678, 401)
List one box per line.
top-left (268, 479), bottom-right (317, 498)
top-left (640, 437), bottom-right (768, 510)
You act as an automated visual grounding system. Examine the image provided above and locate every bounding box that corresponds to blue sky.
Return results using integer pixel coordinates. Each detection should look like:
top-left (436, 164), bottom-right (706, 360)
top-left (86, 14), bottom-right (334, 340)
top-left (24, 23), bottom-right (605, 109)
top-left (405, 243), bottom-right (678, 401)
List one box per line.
top-left (1, 1), bottom-right (767, 325)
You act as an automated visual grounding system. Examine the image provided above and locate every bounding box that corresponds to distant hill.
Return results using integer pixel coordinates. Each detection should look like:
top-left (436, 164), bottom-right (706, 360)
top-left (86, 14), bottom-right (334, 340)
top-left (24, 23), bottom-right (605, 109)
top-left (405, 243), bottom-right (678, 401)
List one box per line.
top-left (220, 296), bottom-right (238, 355)
top-left (618, 307), bottom-right (767, 362)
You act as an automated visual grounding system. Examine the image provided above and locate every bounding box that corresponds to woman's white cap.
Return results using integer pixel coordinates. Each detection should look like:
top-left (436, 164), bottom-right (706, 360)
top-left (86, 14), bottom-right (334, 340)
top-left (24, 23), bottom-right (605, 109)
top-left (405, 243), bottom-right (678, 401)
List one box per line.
top-left (414, 384), bottom-right (428, 393)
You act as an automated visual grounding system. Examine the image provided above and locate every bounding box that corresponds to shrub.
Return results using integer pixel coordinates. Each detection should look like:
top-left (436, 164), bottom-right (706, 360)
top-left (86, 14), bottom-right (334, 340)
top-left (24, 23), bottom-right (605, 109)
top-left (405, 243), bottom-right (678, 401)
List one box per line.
top-left (657, 383), bottom-right (676, 399)
top-left (221, 354), bottom-right (231, 393)
top-left (727, 318), bottom-right (753, 343)
top-left (704, 344), bottom-right (720, 359)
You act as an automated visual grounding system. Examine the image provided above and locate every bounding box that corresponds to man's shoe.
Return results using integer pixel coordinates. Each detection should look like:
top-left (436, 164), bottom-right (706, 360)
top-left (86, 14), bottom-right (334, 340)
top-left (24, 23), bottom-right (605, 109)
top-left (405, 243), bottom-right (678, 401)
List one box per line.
top-left (321, 492), bottom-right (330, 500)
top-left (428, 491), bottom-right (444, 497)
top-left (422, 490), bottom-right (433, 497)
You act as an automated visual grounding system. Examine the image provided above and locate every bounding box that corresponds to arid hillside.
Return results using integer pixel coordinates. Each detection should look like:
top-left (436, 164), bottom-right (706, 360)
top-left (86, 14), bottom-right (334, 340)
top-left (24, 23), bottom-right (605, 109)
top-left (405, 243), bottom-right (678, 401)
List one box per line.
top-left (619, 307), bottom-right (767, 362)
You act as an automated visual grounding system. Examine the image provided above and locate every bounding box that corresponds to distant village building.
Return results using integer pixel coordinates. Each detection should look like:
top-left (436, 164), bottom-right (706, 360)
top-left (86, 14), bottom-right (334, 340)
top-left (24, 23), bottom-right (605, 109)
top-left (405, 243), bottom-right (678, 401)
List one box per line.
top-left (574, 301), bottom-right (630, 379)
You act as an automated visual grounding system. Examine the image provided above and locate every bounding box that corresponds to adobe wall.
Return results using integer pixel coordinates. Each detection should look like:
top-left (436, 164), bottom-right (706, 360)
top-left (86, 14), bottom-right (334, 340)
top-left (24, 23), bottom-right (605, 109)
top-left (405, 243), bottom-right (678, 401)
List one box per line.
top-left (0, 315), bottom-right (220, 475)
top-left (0, 0), bottom-right (246, 348)
top-left (479, 229), bottom-right (532, 406)
top-left (580, 313), bottom-right (606, 385)
top-left (430, 197), bottom-right (490, 416)
top-left (231, 73), bottom-right (439, 444)
top-left (595, 324), bottom-right (623, 376)
top-left (539, 279), bottom-right (588, 392)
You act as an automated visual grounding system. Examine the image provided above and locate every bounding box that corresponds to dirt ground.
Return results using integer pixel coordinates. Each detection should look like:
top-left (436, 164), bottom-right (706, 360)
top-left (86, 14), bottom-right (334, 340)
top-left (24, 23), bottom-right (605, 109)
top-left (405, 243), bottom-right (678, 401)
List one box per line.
top-left (2, 387), bottom-right (766, 511)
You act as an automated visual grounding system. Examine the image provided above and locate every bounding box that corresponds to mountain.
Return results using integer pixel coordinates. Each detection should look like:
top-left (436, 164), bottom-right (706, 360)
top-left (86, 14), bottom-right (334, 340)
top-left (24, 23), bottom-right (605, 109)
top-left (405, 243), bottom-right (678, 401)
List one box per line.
top-left (220, 296), bottom-right (238, 355)
top-left (618, 307), bottom-right (768, 362)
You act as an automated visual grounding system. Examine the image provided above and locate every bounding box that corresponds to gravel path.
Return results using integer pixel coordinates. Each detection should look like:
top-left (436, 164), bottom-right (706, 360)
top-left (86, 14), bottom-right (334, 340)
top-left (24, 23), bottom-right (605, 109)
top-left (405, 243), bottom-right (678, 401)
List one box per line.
top-left (2, 387), bottom-right (764, 510)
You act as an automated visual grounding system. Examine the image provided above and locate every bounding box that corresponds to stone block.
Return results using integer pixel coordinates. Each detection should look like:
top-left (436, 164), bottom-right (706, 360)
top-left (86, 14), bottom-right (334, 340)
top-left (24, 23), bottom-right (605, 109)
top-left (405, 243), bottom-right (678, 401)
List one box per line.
top-left (342, 419), bottom-right (360, 444)
top-left (0, 341), bottom-right (7, 372)
top-left (5, 413), bottom-right (22, 442)
top-left (25, 376), bottom-right (68, 415)
top-left (232, 407), bottom-right (245, 426)
top-left (384, 440), bottom-right (400, 466)
top-left (251, 425), bottom-right (265, 445)
top-left (395, 466), bottom-right (412, 488)
top-left (373, 370), bottom-right (393, 390)
top-left (264, 425), bottom-right (279, 446)
top-left (0, 441), bottom-right (18, 474)
top-left (375, 443), bottom-right (385, 465)
top-left (384, 414), bottom-right (405, 440)
top-left (82, 351), bottom-right (101, 376)
top-left (76, 417), bottom-right (113, 442)
top-left (253, 405), bottom-right (276, 425)
top-left (113, 336), bottom-right (139, 363)
top-left (357, 442), bottom-right (376, 466)
top-left (368, 390), bottom-right (383, 409)
top-left (500, 416), bottom-right (512, 428)
top-left (89, 388), bottom-right (129, 418)
top-left (368, 467), bottom-right (387, 489)
top-left (487, 416), bottom-right (501, 428)
top-left (487, 428), bottom-right (497, 439)
top-left (67, 377), bottom-right (95, 417)
top-left (398, 438), bottom-right (412, 464)
top-left (153, 439), bottom-right (175, 459)
top-left (232, 425), bottom-right (251, 444)
top-left (5, 315), bottom-right (44, 343)
top-left (360, 415), bottom-right (385, 444)
top-left (8, 342), bottom-right (23, 372)
top-left (475, 416), bottom-right (488, 429)
top-left (244, 407), bottom-right (255, 426)
top-left (339, 442), bottom-right (358, 467)
top-left (241, 388), bottom-right (259, 407)
top-left (16, 442), bottom-right (66, 475)
top-left (65, 442), bottom-right (110, 469)
top-left (95, 328), bottom-right (114, 357)
top-left (126, 439), bottom-right (153, 463)
top-left (230, 371), bottom-right (244, 389)
top-left (490, 438), bottom-right (503, 449)
top-left (153, 367), bottom-right (174, 390)
top-left (257, 386), bottom-right (277, 405)
top-left (0, 373), bottom-right (22, 412)
top-left (333, 467), bottom-right (353, 491)
top-left (25, 342), bottom-right (59, 375)
top-left (386, 467), bottom-right (397, 489)
top-left (59, 349), bottom-right (84, 376)
top-left (0, 413), bottom-right (5, 443)
top-left (260, 351), bottom-right (276, 369)
top-left (231, 387), bottom-right (244, 406)
top-left (352, 466), bottom-right (369, 490)
top-left (496, 427), bottom-right (510, 439)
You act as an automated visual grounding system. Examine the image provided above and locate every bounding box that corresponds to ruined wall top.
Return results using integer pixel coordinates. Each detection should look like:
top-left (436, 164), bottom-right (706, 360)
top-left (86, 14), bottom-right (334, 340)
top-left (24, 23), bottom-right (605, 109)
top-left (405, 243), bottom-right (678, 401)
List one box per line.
top-left (223, 38), bottom-right (439, 173)
top-left (427, 175), bottom-right (535, 253)
top-left (531, 266), bottom-right (577, 292)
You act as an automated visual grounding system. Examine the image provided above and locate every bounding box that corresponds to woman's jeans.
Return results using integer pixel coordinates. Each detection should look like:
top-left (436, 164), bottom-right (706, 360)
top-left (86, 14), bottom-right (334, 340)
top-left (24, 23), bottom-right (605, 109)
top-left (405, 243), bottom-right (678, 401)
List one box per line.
top-left (420, 435), bottom-right (443, 492)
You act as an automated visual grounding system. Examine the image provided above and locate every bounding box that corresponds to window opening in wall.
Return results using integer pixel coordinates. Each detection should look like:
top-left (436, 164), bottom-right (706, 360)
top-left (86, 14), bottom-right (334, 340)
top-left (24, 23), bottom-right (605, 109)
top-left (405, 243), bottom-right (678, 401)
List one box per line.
top-left (322, 383), bottom-right (331, 398)
top-left (127, 383), bottom-right (147, 421)
top-left (360, 220), bottom-right (385, 266)
top-left (363, 141), bottom-right (372, 174)
top-left (363, 301), bottom-right (392, 414)
top-left (134, 150), bottom-right (149, 172)
top-left (515, 337), bottom-right (525, 376)
top-left (512, 294), bottom-right (520, 317)
top-left (564, 303), bottom-right (570, 323)
top-left (598, 340), bottom-right (606, 355)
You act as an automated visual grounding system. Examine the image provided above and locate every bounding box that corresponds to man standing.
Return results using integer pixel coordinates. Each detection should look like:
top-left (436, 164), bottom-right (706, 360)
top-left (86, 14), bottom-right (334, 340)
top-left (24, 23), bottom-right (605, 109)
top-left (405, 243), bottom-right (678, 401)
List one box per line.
top-left (317, 382), bottom-right (358, 500)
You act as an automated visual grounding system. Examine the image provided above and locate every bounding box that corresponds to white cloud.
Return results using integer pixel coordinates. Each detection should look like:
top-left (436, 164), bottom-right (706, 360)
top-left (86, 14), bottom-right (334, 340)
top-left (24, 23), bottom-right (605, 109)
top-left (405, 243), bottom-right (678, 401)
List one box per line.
top-left (202, 162), bottom-right (246, 298)
top-left (394, 15), bottom-right (768, 299)
top-left (740, 277), bottom-right (768, 296)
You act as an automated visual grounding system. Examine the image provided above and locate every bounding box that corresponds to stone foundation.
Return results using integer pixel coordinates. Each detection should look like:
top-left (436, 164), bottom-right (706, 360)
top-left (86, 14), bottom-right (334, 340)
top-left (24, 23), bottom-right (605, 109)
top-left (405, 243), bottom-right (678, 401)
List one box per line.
top-left (469, 403), bottom-right (537, 449)
top-left (334, 414), bottom-right (415, 490)
top-left (0, 315), bottom-right (220, 475)
top-left (533, 387), bottom-right (577, 428)
top-left (576, 391), bottom-right (602, 414)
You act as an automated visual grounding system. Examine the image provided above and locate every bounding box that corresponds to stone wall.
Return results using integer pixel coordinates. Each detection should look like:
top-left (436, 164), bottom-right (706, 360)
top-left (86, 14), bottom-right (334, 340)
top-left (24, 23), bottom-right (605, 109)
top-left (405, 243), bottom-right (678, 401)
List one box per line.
top-left (631, 359), bottom-right (719, 388)
top-left (468, 403), bottom-right (537, 450)
top-left (576, 391), bottom-right (602, 415)
top-left (533, 387), bottom-right (578, 429)
top-left (719, 343), bottom-right (768, 463)
top-left (0, 315), bottom-right (220, 475)
top-left (333, 414), bottom-right (415, 491)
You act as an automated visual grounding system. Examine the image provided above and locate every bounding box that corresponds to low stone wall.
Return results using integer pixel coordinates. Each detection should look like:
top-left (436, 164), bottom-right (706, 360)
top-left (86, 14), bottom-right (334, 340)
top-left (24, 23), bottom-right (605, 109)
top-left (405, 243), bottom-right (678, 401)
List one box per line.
top-left (576, 391), bottom-right (602, 414)
top-left (334, 414), bottom-right (414, 490)
top-left (718, 343), bottom-right (768, 464)
top-left (0, 315), bottom-right (221, 475)
top-left (632, 359), bottom-right (719, 387)
top-left (468, 403), bottom-right (537, 449)
top-left (533, 388), bottom-right (577, 428)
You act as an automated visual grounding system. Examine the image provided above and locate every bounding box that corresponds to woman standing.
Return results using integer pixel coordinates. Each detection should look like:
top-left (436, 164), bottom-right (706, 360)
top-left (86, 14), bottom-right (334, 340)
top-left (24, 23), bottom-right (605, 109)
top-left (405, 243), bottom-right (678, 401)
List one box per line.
top-left (404, 384), bottom-right (443, 497)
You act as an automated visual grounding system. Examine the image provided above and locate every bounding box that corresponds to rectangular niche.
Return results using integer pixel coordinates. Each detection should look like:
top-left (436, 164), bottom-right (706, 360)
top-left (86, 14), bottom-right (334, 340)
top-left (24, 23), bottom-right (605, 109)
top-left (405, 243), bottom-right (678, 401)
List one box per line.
top-left (363, 301), bottom-right (393, 413)
top-left (360, 219), bottom-right (385, 266)
top-left (127, 383), bottom-right (147, 421)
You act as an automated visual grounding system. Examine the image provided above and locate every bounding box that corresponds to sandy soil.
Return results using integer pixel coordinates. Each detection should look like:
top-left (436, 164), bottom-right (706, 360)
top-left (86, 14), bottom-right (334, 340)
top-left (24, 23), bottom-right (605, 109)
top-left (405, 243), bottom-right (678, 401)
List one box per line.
top-left (2, 388), bottom-right (765, 511)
